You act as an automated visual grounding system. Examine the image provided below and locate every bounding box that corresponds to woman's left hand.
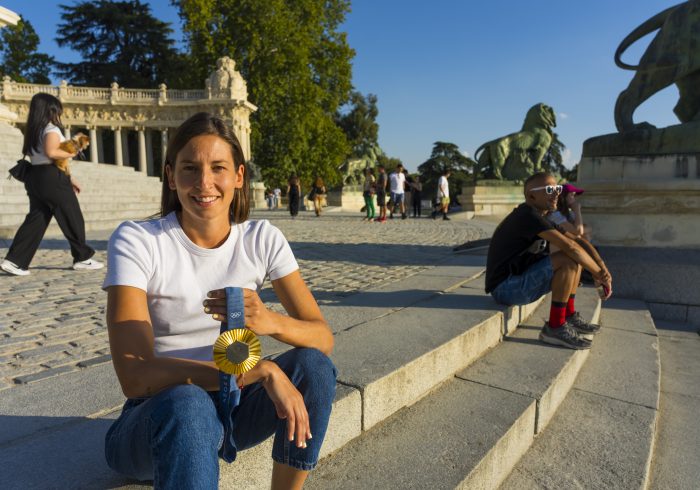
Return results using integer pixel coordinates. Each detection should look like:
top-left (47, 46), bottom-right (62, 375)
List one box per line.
top-left (204, 288), bottom-right (278, 336)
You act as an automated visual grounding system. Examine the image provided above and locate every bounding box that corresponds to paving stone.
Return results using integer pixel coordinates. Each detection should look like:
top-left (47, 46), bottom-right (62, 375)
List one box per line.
top-left (14, 365), bottom-right (77, 384)
top-left (0, 213), bottom-right (488, 386)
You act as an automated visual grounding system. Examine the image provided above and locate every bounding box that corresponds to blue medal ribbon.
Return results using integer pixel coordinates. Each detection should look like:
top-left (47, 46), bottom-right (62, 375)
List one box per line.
top-left (218, 286), bottom-right (244, 462)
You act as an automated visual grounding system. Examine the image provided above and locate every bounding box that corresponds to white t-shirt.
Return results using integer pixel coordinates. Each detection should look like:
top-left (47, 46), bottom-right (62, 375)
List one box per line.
top-left (437, 175), bottom-right (449, 198)
top-left (389, 171), bottom-right (406, 194)
top-left (30, 123), bottom-right (65, 165)
top-left (102, 212), bottom-right (299, 361)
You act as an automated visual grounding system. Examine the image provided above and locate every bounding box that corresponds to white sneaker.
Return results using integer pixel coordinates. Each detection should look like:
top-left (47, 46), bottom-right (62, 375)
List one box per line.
top-left (72, 259), bottom-right (104, 270)
top-left (1, 259), bottom-right (30, 276)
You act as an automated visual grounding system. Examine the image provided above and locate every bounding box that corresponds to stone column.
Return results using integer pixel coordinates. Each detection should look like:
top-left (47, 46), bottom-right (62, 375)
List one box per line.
top-left (89, 127), bottom-right (98, 163)
top-left (97, 129), bottom-right (105, 163)
top-left (161, 129), bottom-right (168, 165)
top-left (65, 126), bottom-right (71, 139)
top-left (137, 127), bottom-right (147, 174)
top-left (122, 130), bottom-right (130, 166)
top-left (113, 127), bottom-right (123, 166)
top-left (145, 129), bottom-right (154, 176)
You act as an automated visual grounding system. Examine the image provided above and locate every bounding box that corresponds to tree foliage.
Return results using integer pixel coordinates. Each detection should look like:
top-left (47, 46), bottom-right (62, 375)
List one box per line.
top-left (418, 141), bottom-right (476, 199)
top-left (336, 91), bottom-right (379, 159)
top-left (55, 0), bottom-right (184, 87)
top-left (173, 0), bottom-right (355, 188)
top-left (0, 17), bottom-right (54, 83)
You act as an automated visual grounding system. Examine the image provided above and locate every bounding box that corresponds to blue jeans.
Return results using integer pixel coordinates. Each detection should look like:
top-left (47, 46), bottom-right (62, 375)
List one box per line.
top-left (105, 348), bottom-right (337, 488)
top-left (491, 256), bottom-right (553, 306)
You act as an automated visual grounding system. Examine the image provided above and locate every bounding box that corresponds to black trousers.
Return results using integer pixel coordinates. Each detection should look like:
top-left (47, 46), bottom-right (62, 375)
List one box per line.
top-left (411, 191), bottom-right (422, 217)
top-left (5, 165), bottom-right (94, 269)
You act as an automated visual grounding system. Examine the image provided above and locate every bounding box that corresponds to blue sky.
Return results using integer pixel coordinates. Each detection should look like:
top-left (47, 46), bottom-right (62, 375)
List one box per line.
top-left (2, 0), bottom-right (679, 172)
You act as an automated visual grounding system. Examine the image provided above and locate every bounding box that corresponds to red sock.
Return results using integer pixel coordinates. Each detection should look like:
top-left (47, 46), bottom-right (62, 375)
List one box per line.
top-left (549, 302), bottom-right (567, 328)
top-left (566, 294), bottom-right (576, 317)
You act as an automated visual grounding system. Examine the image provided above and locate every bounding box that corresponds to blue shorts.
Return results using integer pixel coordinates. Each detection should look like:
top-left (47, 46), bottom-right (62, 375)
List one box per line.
top-left (390, 192), bottom-right (404, 205)
top-left (491, 256), bottom-right (553, 306)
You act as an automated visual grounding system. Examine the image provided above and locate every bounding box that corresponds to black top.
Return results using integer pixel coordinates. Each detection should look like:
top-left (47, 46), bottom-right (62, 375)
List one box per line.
top-left (376, 173), bottom-right (387, 193)
top-left (485, 203), bottom-right (555, 293)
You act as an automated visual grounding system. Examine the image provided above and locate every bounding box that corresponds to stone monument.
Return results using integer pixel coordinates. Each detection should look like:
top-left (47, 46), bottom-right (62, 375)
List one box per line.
top-left (577, 0), bottom-right (700, 325)
top-left (332, 142), bottom-right (383, 211)
top-left (462, 103), bottom-right (557, 217)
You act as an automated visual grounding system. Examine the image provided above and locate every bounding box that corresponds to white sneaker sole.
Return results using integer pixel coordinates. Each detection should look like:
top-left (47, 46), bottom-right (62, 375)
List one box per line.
top-left (539, 332), bottom-right (591, 350)
top-left (1, 263), bottom-right (30, 276)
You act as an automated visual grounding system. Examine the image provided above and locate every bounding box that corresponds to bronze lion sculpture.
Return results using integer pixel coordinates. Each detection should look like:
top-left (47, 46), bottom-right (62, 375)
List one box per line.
top-left (474, 103), bottom-right (556, 182)
top-left (615, 0), bottom-right (700, 132)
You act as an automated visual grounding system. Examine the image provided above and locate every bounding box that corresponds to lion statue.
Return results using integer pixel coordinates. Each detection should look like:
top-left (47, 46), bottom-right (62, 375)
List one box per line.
top-left (474, 103), bottom-right (556, 182)
top-left (614, 0), bottom-right (700, 132)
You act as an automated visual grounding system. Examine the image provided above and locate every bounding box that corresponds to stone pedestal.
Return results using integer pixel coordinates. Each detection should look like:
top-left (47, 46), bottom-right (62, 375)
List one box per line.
top-left (577, 125), bottom-right (700, 326)
top-left (250, 182), bottom-right (267, 209)
top-left (461, 181), bottom-right (522, 218)
top-left (328, 185), bottom-right (364, 212)
top-left (578, 124), bottom-right (700, 248)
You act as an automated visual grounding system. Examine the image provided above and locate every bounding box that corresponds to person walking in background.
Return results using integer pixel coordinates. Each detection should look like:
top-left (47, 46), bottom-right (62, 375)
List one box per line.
top-left (375, 165), bottom-right (388, 223)
top-left (1, 93), bottom-right (103, 276)
top-left (266, 189), bottom-right (275, 211)
top-left (310, 176), bottom-right (326, 217)
top-left (273, 187), bottom-right (282, 209)
top-left (388, 163), bottom-right (407, 220)
top-left (410, 175), bottom-right (423, 218)
top-left (362, 167), bottom-right (376, 222)
top-left (286, 174), bottom-right (301, 218)
top-left (433, 169), bottom-right (451, 221)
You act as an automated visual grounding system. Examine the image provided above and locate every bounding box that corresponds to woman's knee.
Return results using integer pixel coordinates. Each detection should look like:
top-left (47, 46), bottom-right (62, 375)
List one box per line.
top-left (278, 348), bottom-right (337, 395)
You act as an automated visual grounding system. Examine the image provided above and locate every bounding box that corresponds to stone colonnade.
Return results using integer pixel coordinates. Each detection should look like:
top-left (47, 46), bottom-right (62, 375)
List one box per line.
top-left (0, 56), bottom-right (256, 177)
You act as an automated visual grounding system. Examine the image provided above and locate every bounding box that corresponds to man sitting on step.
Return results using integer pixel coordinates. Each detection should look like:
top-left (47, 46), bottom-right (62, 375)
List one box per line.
top-left (485, 172), bottom-right (612, 350)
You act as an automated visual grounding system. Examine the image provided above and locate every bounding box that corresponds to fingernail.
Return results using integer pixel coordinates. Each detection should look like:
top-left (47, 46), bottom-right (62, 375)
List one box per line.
top-left (308, 433), bottom-right (312, 439)
top-left (302, 442), bottom-right (307, 449)
top-left (204, 307), bottom-right (211, 313)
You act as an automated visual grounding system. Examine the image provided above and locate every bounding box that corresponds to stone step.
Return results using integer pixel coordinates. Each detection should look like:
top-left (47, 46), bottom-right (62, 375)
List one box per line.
top-left (501, 298), bottom-right (659, 489)
top-left (0, 208), bottom-right (159, 227)
top-left (305, 287), bottom-right (600, 489)
top-left (0, 254), bottom-right (546, 489)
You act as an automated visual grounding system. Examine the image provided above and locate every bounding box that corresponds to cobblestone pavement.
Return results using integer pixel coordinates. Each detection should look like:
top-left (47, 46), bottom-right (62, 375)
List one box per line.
top-left (0, 211), bottom-right (488, 390)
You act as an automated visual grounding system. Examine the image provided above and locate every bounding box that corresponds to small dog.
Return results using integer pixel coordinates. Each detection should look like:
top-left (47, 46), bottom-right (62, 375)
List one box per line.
top-left (54, 133), bottom-right (90, 175)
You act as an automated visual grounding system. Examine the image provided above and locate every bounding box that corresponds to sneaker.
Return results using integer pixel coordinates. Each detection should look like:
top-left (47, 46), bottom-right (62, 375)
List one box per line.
top-left (443, 216), bottom-right (451, 221)
top-left (1, 259), bottom-right (30, 276)
top-left (567, 311), bottom-right (601, 336)
top-left (73, 259), bottom-right (104, 270)
top-left (539, 321), bottom-right (591, 350)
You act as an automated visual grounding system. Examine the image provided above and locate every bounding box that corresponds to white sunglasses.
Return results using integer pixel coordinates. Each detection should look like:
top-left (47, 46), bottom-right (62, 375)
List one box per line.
top-left (530, 185), bottom-right (563, 195)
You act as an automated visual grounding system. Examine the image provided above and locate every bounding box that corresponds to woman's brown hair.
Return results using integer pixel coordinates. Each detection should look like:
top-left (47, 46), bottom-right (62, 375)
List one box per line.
top-left (160, 112), bottom-right (249, 223)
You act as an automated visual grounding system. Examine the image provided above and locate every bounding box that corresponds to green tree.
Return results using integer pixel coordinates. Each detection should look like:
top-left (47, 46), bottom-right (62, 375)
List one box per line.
top-left (174, 0), bottom-right (355, 188)
top-left (418, 141), bottom-right (476, 200)
top-left (541, 132), bottom-right (568, 177)
top-left (55, 0), bottom-right (184, 88)
top-left (336, 91), bottom-right (379, 159)
top-left (0, 17), bottom-right (54, 83)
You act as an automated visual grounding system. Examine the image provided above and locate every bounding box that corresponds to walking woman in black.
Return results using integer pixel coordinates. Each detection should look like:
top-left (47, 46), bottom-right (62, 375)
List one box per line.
top-left (287, 174), bottom-right (301, 218)
top-left (1, 93), bottom-right (103, 276)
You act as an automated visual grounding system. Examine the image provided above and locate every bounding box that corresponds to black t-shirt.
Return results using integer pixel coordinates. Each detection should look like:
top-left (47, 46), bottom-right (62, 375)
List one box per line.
top-left (376, 173), bottom-right (387, 194)
top-left (485, 203), bottom-right (555, 293)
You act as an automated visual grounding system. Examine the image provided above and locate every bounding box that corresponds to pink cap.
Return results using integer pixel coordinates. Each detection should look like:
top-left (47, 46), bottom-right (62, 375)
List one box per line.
top-left (562, 183), bottom-right (584, 195)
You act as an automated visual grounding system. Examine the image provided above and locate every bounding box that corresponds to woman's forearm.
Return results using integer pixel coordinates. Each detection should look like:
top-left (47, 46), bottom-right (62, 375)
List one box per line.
top-left (268, 311), bottom-right (334, 355)
top-left (118, 355), bottom-right (219, 398)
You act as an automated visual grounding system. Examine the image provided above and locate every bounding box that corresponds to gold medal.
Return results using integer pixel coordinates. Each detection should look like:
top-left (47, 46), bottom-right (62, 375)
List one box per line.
top-left (213, 328), bottom-right (262, 375)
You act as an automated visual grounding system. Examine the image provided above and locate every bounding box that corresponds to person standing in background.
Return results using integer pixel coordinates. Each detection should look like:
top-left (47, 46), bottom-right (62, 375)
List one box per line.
top-left (1, 93), bottom-right (103, 276)
top-left (410, 175), bottom-right (423, 218)
top-left (286, 174), bottom-right (301, 218)
top-left (433, 169), bottom-right (451, 221)
top-left (388, 163), bottom-right (407, 220)
top-left (362, 167), bottom-right (376, 222)
top-left (375, 165), bottom-right (388, 223)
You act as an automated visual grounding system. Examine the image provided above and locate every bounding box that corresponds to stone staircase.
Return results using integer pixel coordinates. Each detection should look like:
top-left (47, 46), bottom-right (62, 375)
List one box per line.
top-left (0, 161), bottom-right (162, 238)
top-left (0, 251), bottom-right (667, 489)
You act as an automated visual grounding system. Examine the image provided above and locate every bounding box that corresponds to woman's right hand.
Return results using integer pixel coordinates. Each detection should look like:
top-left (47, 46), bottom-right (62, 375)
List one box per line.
top-left (261, 362), bottom-right (311, 448)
